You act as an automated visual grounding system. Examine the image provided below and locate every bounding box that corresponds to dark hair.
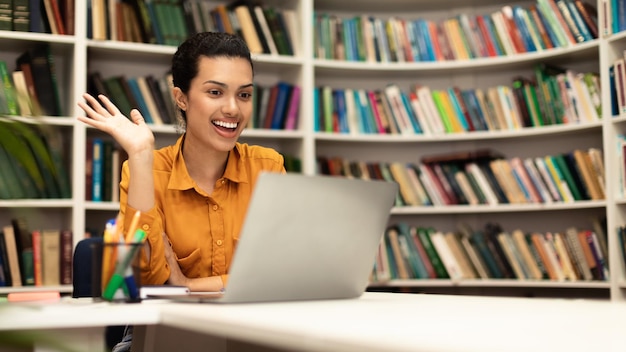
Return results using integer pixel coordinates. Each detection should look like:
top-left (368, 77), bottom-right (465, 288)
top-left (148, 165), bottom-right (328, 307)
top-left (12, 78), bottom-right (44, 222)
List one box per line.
top-left (171, 32), bottom-right (254, 125)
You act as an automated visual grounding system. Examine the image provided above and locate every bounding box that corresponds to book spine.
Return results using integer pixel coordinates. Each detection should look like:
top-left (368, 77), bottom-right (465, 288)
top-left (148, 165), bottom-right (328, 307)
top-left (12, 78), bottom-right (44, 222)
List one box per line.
top-left (31, 230), bottom-right (42, 286)
top-left (92, 138), bottom-right (104, 202)
top-left (60, 230), bottom-right (72, 285)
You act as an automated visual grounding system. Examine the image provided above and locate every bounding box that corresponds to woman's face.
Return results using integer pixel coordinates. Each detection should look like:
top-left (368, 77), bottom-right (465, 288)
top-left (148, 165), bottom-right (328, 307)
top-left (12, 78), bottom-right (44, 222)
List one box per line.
top-left (181, 56), bottom-right (254, 153)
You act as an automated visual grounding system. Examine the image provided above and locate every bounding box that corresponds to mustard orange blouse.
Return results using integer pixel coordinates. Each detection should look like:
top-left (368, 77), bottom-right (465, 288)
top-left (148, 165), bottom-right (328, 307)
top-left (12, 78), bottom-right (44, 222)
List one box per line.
top-left (119, 134), bottom-right (285, 286)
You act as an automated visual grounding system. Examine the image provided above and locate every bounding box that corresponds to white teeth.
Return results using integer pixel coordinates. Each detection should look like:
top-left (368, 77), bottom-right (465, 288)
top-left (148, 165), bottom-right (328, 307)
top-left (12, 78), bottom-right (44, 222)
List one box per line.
top-left (213, 120), bottom-right (238, 129)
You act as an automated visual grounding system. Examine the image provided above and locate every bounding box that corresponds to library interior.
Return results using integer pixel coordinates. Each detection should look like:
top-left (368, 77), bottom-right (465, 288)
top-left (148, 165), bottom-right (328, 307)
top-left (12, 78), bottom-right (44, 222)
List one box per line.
top-left (1, 0), bottom-right (626, 351)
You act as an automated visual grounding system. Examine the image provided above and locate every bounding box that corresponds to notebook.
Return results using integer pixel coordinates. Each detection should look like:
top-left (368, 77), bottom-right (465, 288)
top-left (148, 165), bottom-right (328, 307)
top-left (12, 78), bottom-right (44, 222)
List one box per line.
top-left (148, 172), bottom-right (398, 303)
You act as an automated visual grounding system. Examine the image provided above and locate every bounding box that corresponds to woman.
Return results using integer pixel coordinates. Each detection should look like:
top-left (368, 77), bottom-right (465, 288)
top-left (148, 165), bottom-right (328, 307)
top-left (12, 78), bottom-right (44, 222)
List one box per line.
top-left (78, 32), bottom-right (286, 293)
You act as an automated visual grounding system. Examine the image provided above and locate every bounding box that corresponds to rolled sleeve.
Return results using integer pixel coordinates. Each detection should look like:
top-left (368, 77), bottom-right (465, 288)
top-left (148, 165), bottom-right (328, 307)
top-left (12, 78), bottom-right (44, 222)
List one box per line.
top-left (123, 205), bottom-right (169, 285)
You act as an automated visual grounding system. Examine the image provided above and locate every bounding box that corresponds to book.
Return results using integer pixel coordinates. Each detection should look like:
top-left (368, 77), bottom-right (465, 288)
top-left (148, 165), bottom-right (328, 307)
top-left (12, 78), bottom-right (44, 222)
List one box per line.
top-left (91, 138), bottom-right (104, 202)
top-left (0, 60), bottom-right (19, 115)
top-left (2, 225), bottom-right (22, 287)
top-left (388, 162), bottom-right (420, 206)
top-left (262, 6), bottom-right (293, 56)
top-left (104, 76), bottom-right (134, 116)
top-left (16, 44), bottom-right (62, 116)
top-left (125, 77), bottom-right (154, 124)
top-left (31, 230), bottom-right (42, 286)
top-left (384, 226), bottom-right (411, 279)
top-left (13, 63), bottom-right (40, 117)
top-left (530, 232), bottom-right (558, 280)
top-left (232, 5), bottom-right (263, 54)
top-left (553, 232), bottom-right (579, 281)
top-left (270, 81), bottom-right (293, 129)
top-left (0, 231), bottom-right (11, 285)
top-left (444, 231), bottom-right (477, 279)
top-left (542, 232), bottom-right (567, 281)
top-left (140, 285), bottom-right (190, 299)
top-left (416, 227), bottom-right (449, 278)
top-left (456, 225), bottom-right (490, 279)
top-left (497, 232), bottom-right (527, 279)
top-left (284, 85), bottom-right (301, 130)
top-left (564, 226), bottom-right (593, 280)
top-left (574, 0), bottom-right (598, 38)
top-left (396, 223), bottom-right (430, 279)
top-left (406, 225), bottom-right (437, 278)
top-left (41, 229), bottom-right (61, 286)
top-left (483, 223), bottom-right (515, 278)
top-left (11, 70), bottom-right (32, 116)
top-left (12, 218), bottom-right (34, 286)
top-left (136, 76), bottom-right (164, 124)
top-left (42, 0), bottom-right (65, 34)
top-left (253, 5), bottom-right (278, 55)
top-left (511, 229), bottom-right (543, 280)
top-left (430, 230), bottom-right (463, 280)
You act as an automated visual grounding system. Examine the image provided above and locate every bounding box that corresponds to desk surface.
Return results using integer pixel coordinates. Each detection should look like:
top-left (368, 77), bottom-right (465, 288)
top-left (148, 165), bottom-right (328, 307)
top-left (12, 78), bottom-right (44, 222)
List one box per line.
top-left (0, 298), bottom-right (161, 330)
top-left (156, 292), bottom-right (626, 352)
top-left (1, 293), bottom-right (625, 352)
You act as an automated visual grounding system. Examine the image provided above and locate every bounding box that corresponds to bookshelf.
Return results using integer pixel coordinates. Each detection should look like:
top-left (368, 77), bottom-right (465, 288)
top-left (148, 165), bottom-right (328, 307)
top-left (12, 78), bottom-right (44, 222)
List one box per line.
top-left (312, 0), bottom-right (614, 300)
top-left (1, 0), bottom-right (625, 301)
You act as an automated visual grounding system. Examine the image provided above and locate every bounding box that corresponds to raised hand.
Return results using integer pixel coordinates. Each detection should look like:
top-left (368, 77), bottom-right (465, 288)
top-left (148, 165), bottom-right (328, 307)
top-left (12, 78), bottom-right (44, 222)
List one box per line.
top-left (77, 93), bottom-right (155, 156)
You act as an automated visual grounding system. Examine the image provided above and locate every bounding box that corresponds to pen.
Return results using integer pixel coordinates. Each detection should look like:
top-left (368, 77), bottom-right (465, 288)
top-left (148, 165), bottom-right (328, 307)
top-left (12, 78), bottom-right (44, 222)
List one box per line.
top-left (101, 218), bottom-right (118, 291)
top-left (102, 229), bottom-right (147, 301)
top-left (124, 266), bottom-right (138, 300)
top-left (125, 211), bottom-right (141, 243)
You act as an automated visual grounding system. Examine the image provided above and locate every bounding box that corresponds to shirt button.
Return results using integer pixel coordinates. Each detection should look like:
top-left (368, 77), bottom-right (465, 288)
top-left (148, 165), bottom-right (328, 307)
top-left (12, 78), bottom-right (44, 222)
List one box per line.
top-left (213, 205), bottom-right (218, 211)
top-left (221, 180), bottom-right (225, 184)
top-left (216, 240), bottom-right (223, 246)
top-left (142, 224), bottom-right (150, 231)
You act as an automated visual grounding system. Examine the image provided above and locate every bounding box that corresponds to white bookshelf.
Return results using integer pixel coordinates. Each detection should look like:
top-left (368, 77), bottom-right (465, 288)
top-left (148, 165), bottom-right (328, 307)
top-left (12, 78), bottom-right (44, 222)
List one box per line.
top-left (1, 0), bottom-right (625, 301)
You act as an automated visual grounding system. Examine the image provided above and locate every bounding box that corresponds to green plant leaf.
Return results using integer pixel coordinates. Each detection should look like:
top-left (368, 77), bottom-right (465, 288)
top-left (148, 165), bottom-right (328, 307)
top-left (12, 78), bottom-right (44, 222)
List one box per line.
top-left (0, 118), bottom-right (47, 196)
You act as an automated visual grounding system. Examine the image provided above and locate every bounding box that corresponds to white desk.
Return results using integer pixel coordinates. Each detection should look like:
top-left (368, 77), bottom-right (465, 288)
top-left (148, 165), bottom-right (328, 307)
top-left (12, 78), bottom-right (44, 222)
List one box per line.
top-left (0, 298), bottom-right (160, 351)
top-left (1, 293), bottom-right (626, 352)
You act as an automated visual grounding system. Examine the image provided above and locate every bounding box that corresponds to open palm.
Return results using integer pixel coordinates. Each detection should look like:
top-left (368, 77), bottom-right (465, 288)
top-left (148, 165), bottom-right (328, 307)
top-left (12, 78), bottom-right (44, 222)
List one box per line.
top-left (77, 93), bottom-right (155, 155)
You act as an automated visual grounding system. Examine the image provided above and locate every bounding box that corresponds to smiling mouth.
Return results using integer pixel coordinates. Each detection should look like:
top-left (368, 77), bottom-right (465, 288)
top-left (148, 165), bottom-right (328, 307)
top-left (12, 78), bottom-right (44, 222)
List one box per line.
top-left (212, 120), bottom-right (238, 130)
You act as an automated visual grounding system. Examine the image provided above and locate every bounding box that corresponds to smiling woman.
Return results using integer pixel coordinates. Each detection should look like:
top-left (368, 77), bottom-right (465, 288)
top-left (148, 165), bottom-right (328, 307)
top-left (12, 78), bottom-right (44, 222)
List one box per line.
top-left (77, 31), bottom-right (285, 293)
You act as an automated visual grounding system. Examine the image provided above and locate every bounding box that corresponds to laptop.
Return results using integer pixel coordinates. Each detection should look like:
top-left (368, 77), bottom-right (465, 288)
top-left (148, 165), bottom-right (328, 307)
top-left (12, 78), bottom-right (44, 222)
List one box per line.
top-left (149, 172), bottom-right (398, 303)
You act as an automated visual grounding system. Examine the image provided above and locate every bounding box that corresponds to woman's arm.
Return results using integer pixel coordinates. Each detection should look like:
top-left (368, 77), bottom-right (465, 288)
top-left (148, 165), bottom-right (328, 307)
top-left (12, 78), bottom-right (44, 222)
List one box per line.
top-left (77, 94), bottom-right (155, 212)
top-left (162, 232), bottom-right (224, 292)
top-left (79, 94), bottom-right (165, 282)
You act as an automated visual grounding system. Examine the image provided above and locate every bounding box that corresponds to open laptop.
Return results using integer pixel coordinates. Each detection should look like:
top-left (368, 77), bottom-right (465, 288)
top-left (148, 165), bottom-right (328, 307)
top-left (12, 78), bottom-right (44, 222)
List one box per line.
top-left (149, 172), bottom-right (398, 303)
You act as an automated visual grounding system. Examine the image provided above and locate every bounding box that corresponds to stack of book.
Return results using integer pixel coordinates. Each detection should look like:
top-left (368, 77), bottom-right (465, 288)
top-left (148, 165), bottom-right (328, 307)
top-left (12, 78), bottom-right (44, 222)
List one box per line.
top-left (314, 64), bottom-right (601, 135)
top-left (317, 148), bottom-right (605, 206)
top-left (1, 0), bottom-right (74, 34)
top-left (373, 221), bottom-right (609, 282)
top-left (0, 44), bottom-right (63, 118)
top-left (86, 137), bottom-right (126, 203)
top-left (87, 71), bottom-right (176, 126)
top-left (0, 218), bottom-right (73, 288)
top-left (250, 81), bottom-right (301, 130)
top-left (88, 0), bottom-right (298, 56)
top-left (314, 0), bottom-right (598, 62)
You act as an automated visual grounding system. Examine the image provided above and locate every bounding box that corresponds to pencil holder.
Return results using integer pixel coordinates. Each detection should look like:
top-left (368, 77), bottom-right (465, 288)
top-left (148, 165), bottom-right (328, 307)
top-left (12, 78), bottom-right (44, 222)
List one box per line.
top-left (99, 241), bottom-right (145, 303)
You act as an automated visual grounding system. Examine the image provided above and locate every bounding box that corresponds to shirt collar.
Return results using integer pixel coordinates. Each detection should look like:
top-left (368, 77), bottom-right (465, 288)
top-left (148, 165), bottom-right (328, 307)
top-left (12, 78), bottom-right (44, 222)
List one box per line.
top-left (168, 135), bottom-right (249, 191)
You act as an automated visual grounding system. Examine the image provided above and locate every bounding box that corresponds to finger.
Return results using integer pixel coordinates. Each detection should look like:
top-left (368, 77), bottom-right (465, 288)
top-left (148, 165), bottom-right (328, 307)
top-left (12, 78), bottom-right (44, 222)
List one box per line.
top-left (77, 100), bottom-right (101, 119)
top-left (97, 94), bottom-right (122, 116)
top-left (161, 232), bottom-right (172, 249)
top-left (77, 101), bottom-right (109, 129)
top-left (129, 109), bottom-right (146, 125)
top-left (82, 93), bottom-right (108, 115)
